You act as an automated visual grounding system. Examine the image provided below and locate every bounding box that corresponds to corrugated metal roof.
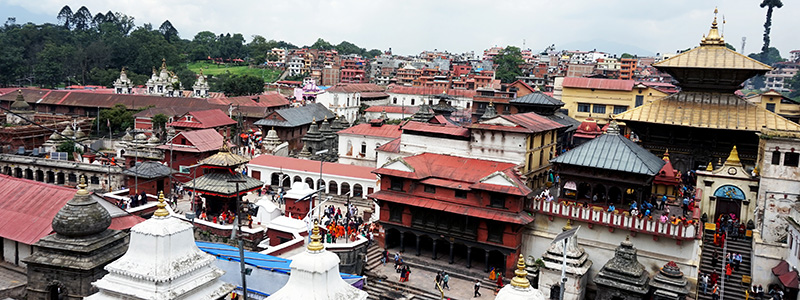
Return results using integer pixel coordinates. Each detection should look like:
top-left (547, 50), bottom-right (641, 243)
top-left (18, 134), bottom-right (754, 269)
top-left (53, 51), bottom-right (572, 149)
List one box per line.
top-left (0, 175), bottom-right (78, 244)
top-left (386, 85), bottom-right (477, 98)
top-left (653, 46), bottom-right (771, 70)
top-left (360, 92), bottom-right (390, 98)
top-left (325, 83), bottom-right (385, 93)
top-left (198, 147), bottom-right (250, 167)
top-left (157, 129), bottom-right (226, 153)
top-left (370, 190), bottom-right (533, 224)
top-left (254, 103), bottom-right (335, 128)
top-left (502, 112), bottom-right (567, 132)
top-left (338, 123), bottom-right (402, 139)
top-left (545, 112), bottom-right (581, 132)
top-left (376, 138), bottom-right (401, 153)
top-left (168, 109), bottom-right (236, 129)
top-left (613, 92), bottom-right (800, 131)
top-left (509, 92), bottom-right (564, 106)
top-left (401, 121), bottom-right (470, 137)
top-left (123, 161), bottom-right (173, 179)
top-left (562, 78), bottom-right (634, 91)
top-left (551, 132), bottom-right (665, 175)
top-left (248, 154), bottom-right (376, 180)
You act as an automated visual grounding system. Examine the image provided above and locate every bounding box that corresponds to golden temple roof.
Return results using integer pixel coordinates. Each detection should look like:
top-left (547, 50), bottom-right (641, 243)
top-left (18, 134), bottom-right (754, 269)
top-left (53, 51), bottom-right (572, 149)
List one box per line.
top-left (198, 142), bottom-right (250, 167)
top-left (613, 92), bottom-right (800, 131)
top-left (724, 146), bottom-right (742, 166)
top-left (700, 8), bottom-right (724, 46)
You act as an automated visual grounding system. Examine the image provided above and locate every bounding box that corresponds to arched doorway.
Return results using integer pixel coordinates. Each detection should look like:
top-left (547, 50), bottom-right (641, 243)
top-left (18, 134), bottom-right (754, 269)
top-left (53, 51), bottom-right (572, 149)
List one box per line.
top-left (46, 171), bottom-right (55, 183)
top-left (713, 185), bottom-right (746, 220)
top-left (317, 179), bottom-right (326, 193)
top-left (271, 173), bottom-right (280, 186)
top-left (608, 187), bottom-right (622, 204)
top-left (46, 283), bottom-right (65, 300)
top-left (305, 177), bottom-right (315, 189)
top-left (593, 184), bottom-right (606, 203)
top-left (341, 182), bottom-right (351, 196)
top-left (293, 176), bottom-right (302, 183)
top-left (13, 167), bottom-right (22, 178)
top-left (487, 250), bottom-right (507, 274)
top-left (35, 170), bottom-right (44, 182)
top-left (2, 166), bottom-right (10, 175)
top-left (385, 228), bottom-right (402, 249)
top-left (67, 173), bottom-right (77, 184)
top-left (353, 183), bottom-right (363, 198)
top-left (577, 182), bottom-right (591, 201)
top-left (328, 181), bottom-right (338, 195)
top-left (56, 172), bottom-right (65, 185)
top-left (24, 169), bottom-right (33, 180)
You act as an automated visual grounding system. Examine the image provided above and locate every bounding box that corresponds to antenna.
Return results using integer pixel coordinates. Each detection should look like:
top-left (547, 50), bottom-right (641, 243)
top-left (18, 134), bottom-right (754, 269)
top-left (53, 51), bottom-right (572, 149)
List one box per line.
top-left (741, 37), bottom-right (746, 54)
top-left (722, 15), bottom-right (726, 38)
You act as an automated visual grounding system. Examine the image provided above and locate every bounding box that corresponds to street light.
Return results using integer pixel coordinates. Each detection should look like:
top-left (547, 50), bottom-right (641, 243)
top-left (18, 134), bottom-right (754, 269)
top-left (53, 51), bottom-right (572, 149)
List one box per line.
top-left (551, 225), bottom-right (580, 300)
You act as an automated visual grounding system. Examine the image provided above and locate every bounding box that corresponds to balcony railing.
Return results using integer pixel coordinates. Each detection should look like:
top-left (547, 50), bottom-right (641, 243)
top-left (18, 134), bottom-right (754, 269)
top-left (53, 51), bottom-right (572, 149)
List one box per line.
top-left (528, 199), bottom-right (699, 241)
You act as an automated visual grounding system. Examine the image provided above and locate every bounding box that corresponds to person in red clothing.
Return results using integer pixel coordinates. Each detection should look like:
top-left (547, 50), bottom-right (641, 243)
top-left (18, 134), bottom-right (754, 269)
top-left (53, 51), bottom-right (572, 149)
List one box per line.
top-left (711, 271), bottom-right (719, 285)
top-left (725, 263), bottom-right (733, 279)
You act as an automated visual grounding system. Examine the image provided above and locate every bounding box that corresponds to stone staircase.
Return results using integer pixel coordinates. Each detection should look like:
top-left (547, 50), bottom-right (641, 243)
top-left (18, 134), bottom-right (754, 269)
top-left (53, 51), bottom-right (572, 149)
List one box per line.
top-left (363, 244), bottom-right (502, 299)
top-left (697, 229), bottom-right (753, 300)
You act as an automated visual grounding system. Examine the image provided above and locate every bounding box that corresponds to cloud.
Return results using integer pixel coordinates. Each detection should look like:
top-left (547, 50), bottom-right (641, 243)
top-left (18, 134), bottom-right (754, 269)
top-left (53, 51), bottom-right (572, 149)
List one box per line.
top-left (1, 0), bottom-right (797, 56)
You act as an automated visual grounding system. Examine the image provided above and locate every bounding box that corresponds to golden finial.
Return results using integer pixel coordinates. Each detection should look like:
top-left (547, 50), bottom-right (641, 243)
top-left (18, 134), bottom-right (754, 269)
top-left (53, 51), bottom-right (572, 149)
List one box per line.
top-left (153, 191), bottom-right (169, 217)
top-left (323, 116), bottom-right (328, 122)
top-left (312, 117), bottom-right (317, 124)
top-left (706, 162), bottom-right (714, 171)
top-left (220, 138), bottom-right (230, 152)
top-left (563, 219), bottom-right (573, 231)
top-left (307, 219), bottom-right (324, 252)
top-left (509, 254), bottom-right (531, 288)
top-left (76, 175), bottom-right (89, 196)
top-left (700, 7), bottom-right (725, 46)
top-left (663, 149), bottom-right (670, 161)
top-left (725, 145), bottom-right (741, 166)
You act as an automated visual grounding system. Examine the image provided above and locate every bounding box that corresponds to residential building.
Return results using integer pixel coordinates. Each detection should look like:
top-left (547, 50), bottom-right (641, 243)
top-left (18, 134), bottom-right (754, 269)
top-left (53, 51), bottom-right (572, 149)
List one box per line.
top-left (247, 154), bottom-right (377, 199)
top-left (745, 89), bottom-right (800, 123)
top-left (565, 64), bottom-right (595, 78)
top-left (764, 61), bottom-right (799, 92)
top-left (620, 58), bottom-right (637, 80)
top-left (561, 78), bottom-right (671, 125)
top-left (315, 83), bottom-right (387, 123)
top-left (156, 128), bottom-right (232, 178)
top-left (166, 108), bottom-right (236, 138)
top-left (337, 122), bottom-right (402, 167)
top-left (386, 85), bottom-right (476, 110)
top-left (372, 153), bottom-right (534, 278)
top-left (253, 103), bottom-right (336, 152)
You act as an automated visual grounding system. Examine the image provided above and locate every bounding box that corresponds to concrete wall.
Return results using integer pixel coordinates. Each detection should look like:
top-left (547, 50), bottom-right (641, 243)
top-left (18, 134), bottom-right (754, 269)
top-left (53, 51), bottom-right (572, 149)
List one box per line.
top-left (337, 134), bottom-right (395, 168)
top-left (752, 230), bottom-right (786, 286)
top-left (758, 137), bottom-right (800, 243)
top-left (399, 133), bottom-right (469, 158)
top-left (522, 215), bottom-right (701, 294)
top-left (386, 92), bottom-right (472, 110)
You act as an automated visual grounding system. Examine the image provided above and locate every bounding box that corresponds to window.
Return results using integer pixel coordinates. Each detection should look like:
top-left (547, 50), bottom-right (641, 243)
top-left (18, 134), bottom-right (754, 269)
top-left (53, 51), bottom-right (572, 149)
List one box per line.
top-left (455, 190), bottom-right (467, 199)
top-left (424, 185), bottom-right (436, 193)
top-left (592, 104), bottom-right (606, 114)
top-left (487, 221), bottom-right (504, 243)
top-left (390, 177), bottom-right (404, 191)
top-left (635, 95), bottom-right (644, 107)
top-left (577, 103), bottom-right (590, 113)
top-left (772, 151), bottom-right (782, 165)
top-left (393, 97), bottom-right (397, 104)
top-left (613, 106), bottom-right (628, 114)
top-left (411, 98), bottom-right (415, 105)
top-left (766, 103), bottom-right (776, 112)
top-left (389, 205), bottom-right (403, 222)
top-left (490, 193), bottom-right (506, 208)
top-left (785, 152), bottom-right (800, 167)
top-left (360, 142), bottom-right (367, 155)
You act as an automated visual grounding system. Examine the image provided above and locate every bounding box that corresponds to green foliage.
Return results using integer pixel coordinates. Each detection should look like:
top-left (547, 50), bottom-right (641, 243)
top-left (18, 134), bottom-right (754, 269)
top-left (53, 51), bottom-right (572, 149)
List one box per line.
top-left (187, 61), bottom-right (280, 88)
top-left (725, 43), bottom-right (737, 52)
top-left (748, 47), bottom-right (784, 65)
top-left (365, 49), bottom-right (383, 58)
top-left (220, 74), bottom-right (264, 97)
top-left (494, 46), bottom-right (524, 83)
top-left (57, 140), bottom-right (82, 156)
top-left (787, 71), bottom-right (800, 99)
top-left (760, 0), bottom-right (784, 57)
top-left (285, 71), bottom-right (309, 82)
top-left (151, 113), bottom-right (168, 133)
top-left (98, 103), bottom-right (136, 134)
top-left (310, 38), bottom-right (334, 51)
top-left (620, 53), bottom-right (634, 59)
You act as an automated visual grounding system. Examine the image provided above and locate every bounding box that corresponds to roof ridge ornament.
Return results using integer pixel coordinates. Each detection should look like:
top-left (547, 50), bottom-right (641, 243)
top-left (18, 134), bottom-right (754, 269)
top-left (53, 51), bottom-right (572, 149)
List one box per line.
top-left (307, 219), bottom-right (324, 252)
top-left (606, 120), bottom-right (621, 135)
top-left (76, 175), bottom-right (89, 196)
top-left (509, 254), bottom-right (531, 288)
top-left (153, 191), bottom-right (169, 217)
top-left (700, 8), bottom-right (725, 46)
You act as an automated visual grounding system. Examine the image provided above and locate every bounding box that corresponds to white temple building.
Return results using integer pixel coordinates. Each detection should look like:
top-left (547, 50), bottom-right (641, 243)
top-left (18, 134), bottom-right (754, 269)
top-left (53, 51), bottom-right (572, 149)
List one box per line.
top-left (145, 59), bottom-right (183, 97)
top-left (113, 68), bottom-right (134, 95)
top-left (266, 221), bottom-right (368, 300)
top-left (86, 192), bottom-right (234, 300)
top-left (495, 254), bottom-right (546, 300)
top-left (193, 69), bottom-right (210, 98)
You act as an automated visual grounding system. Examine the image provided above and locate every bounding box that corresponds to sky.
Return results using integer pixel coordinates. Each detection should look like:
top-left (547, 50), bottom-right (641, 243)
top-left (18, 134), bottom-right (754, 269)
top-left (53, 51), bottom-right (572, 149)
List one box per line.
top-left (1, 0), bottom-right (797, 57)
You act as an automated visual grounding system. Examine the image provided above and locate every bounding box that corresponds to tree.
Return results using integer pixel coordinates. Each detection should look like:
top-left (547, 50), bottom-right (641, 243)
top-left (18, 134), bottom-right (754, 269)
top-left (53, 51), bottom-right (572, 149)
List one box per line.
top-left (57, 5), bottom-right (73, 29)
top-left (159, 20), bottom-right (179, 43)
top-left (787, 71), bottom-right (800, 99)
top-left (365, 49), bottom-right (383, 58)
top-left (725, 43), bottom-right (737, 52)
top-left (760, 0), bottom-right (784, 62)
top-left (221, 74), bottom-right (264, 97)
top-left (310, 38), bottom-right (333, 51)
top-left (98, 103), bottom-right (136, 134)
top-left (749, 47), bottom-right (784, 65)
top-left (248, 35), bottom-right (271, 63)
top-left (57, 140), bottom-right (82, 158)
top-left (72, 6), bottom-right (92, 31)
top-left (335, 41), bottom-right (365, 56)
top-left (493, 46), bottom-right (524, 83)
top-left (151, 113), bottom-right (169, 134)
top-left (620, 53), bottom-right (635, 59)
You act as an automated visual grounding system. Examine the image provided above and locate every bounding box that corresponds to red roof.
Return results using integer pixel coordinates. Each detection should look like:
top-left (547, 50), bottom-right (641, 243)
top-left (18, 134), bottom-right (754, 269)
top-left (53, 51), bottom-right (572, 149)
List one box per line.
top-left (208, 93), bottom-right (290, 108)
top-left (157, 128), bottom-right (227, 153)
top-left (364, 105), bottom-right (420, 115)
top-left (575, 118), bottom-right (603, 135)
top-left (387, 85), bottom-right (477, 98)
top-left (338, 123), bottom-right (402, 139)
top-left (371, 190), bottom-right (533, 224)
top-left (376, 138), bottom-right (401, 153)
top-left (326, 83), bottom-right (385, 93)
top-left (109, 214), bottom-right (146, 230)
top-left (168, 109), bottom-right (236, 129)
top-left (472, 112), bottom-right (565, 133)
top-left (248, 155), bottom-right (375, 180)
top-left (562, 77), bottom-right (634, 91)
top-left (773, 260), bottom-right (799, 288)
top-left (401, 121), bottom-right (470, 137)
top-left (654, 151), bottom-right (680, 186)
top-left (360, 92), bottom-right (390, 98)
top-left (374, 153), bottom-right (531, 196)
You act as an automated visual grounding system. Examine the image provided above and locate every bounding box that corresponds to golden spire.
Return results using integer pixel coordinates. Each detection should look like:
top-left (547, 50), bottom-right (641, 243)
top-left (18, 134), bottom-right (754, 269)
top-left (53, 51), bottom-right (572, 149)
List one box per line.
top-left (76, 175), bottom-right (89, 196)
top-left (153, 191), bottom-right (169, 217)
top-left (312, 117), bottom-right (317, 124)
top-left (700, 8), bottom-right (725, 46)
top-left (706, 162), bottom-right (714, 171)
top-left (563, 219), bottom-right (573, 231)
top-left (509, 254), bottom-right (531, 288)
top-left (663, 149), bottom-right (670, 161)
top-left (724, 145), bottom-right (741, 166)
top-left (307, 219), bottom-right (324, 252)
top-left (161, 58), bottom-right (167, 70)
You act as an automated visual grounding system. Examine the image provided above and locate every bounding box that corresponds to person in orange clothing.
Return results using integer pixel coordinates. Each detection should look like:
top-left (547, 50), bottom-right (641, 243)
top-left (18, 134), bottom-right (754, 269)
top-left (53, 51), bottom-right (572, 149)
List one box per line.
top-left (725, 263), bottom-right (733, 279)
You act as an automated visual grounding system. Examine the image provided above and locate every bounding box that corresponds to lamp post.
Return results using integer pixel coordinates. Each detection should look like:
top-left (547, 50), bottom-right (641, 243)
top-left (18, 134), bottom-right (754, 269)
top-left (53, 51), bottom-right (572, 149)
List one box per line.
top-left (551, 225), bottom-right (580, 300)
top-left (228, 178), bottom-right (248, 300)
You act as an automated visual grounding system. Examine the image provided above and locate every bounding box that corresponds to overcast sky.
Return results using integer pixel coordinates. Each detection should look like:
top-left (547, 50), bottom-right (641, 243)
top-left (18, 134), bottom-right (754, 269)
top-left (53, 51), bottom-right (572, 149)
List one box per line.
top-left (1, 0), bottom-right (797, 57)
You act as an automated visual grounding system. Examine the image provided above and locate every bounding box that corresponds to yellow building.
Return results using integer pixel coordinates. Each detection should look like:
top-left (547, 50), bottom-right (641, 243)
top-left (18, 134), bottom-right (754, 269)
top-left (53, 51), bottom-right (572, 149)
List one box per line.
top-left (745, 89), bottom-right (800, 123)
top-left (560, 77), bottom-right (671, 125)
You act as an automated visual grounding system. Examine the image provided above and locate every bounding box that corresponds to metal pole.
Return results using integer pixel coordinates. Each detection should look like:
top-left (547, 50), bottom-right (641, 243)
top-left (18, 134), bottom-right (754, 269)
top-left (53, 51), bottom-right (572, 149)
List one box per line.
top-left (560, 237), bottom-right (567, 300)
top-left (721, 229), bottom-right (727, 299)
top-left (228, 179), bottom-right (248, 300)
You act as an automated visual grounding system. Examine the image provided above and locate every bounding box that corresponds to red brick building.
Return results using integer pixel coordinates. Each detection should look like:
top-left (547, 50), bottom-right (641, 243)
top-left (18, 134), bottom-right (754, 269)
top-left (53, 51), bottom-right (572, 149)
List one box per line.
top-left (156, 128), bottom-right (233, 179)
top-left (371, 153), bottom-right (533, 277)
top-left (166, 108), bottom-right (236, 137)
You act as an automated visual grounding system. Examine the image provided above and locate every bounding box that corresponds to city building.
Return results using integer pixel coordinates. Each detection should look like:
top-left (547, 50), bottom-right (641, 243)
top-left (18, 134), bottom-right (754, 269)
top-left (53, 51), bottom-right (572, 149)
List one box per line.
top-left (764, 61), bottom-right (799, 92)
top-left (372, 153), bottom-right (534, 278)
top-left (166, 108), bottom-right (236, 137)
top-left (156, 128), bottom-right (232, 178)
top-left (745, 89), bottom-right (800, 123)
top-left (560, 78), bottom-right (671, 125)
top-left (315, 83), bottom-right (387, 123)
top-left (253, 103), bottom-right (336, 152)
top-left (337, 122), bottom-right (401, 167)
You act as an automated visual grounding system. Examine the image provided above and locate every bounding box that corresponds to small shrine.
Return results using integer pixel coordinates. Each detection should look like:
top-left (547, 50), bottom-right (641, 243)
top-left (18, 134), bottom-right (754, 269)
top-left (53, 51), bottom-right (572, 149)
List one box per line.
top-left (262, 127), bottom-right (283, 155)
top-left (192, 69), bottom-right (210, 98)
top-left (7, 90), bottom-right (34, 125)
top-left (652, 149), bottom-right (681, 199)
top-left (593, 237), bottom-right (650, 300)
top-left (283, 181), bottom-right (317, 219)
top-left (266, 221), bottom-right (368, 300)
top-left (412, 103), bottom-right (436, 122)
top-left (145, 59), bottom-right (183, 97)
top-left (572, 117), bottom-right (603, 147)
top-left (495, 254), bottom-right (546, 300)
top-left (650, 261), bottom-right (689, 300)
top-left (539, 221), bottom-right (592, 300)
top-left (24, 177), bottom-right (129, 299)
top-left (122, 161), bottom-right (173, 197)
top-left (320, 117), bottom-right (337, 154)
top-left (86, 192), bottom-right (234, 300)
top-left (300, 118), bottom-right (326, 160)
top-left (112, 68), bottom-right (134, 94)
top-left (696, 146), bottom-right (758, 223)
top-left (183, 143), bottom-right (262, 216)
top-left (478, 101), bottom-right (498, 121)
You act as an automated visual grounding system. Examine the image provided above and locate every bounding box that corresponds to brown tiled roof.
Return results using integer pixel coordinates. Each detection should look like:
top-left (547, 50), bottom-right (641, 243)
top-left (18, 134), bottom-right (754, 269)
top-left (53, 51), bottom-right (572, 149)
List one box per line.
top-left (613, 92), bottom-right (800, 131)
top-left (337, 123), bottom-right (402, 139)
top-left (157, 128), bottom-right (227, 153)
top-left (168, 109), bottom-right (236, 129)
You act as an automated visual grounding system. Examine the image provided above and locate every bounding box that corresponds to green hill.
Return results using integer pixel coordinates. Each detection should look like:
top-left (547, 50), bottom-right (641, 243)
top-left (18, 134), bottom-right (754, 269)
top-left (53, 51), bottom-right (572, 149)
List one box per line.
top-left (188, 61), bottom-right (282, 83)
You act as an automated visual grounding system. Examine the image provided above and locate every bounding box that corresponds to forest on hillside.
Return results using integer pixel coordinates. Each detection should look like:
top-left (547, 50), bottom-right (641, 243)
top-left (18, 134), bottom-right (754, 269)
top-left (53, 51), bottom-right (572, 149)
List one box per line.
top-left (0, 5), bottom-right (381, 93)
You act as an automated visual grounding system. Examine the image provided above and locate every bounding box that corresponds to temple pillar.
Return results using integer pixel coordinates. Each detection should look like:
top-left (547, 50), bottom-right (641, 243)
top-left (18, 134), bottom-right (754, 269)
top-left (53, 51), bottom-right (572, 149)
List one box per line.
top-left (415, 235), bottom-right (420, 256)
top-left (400, 232), bottom-right (405, 252)
top-left (466, 247), bottom-right (472, 268)
top-left (449, 242), bottom-right (454, 264)
top-left (432, 240), bottom-right (437, 260)
top-left (484, 251), bottom-right (490, 272)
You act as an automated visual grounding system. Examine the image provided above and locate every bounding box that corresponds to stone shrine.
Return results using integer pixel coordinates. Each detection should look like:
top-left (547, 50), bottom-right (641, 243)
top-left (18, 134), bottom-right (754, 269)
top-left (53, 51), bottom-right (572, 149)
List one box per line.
top-left (192, 69), bottom-right (210, 98)
top-left (7, 90), bottom-right (34, 125)
top-left (24, 176), bottom-right (129, 300)
top-left (650, 261), bottom-right (689, 300)
top-left (593, 237), bottom-right (650, 300)
top-left (86, 192), bottom-right (234, 300)
top-left (539, 221), bottom-right (592, 300)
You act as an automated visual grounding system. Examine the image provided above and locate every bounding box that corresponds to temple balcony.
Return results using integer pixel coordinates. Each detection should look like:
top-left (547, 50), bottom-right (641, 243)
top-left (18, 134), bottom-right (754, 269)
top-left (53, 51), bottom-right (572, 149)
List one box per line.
top-left (528, 198), bottom-right (700, 243)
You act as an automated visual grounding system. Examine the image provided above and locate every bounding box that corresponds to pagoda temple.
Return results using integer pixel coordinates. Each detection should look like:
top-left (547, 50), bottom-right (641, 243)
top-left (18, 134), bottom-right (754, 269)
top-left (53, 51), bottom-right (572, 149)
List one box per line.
top-left (24, 176), bottom-right (129, 299)
top-left (650, 261), bottom-right (689, 300)
top-left (593, 237), bottom-right (650, 300)
top-left (614, 9), bottom-right (800, 172)
top-left (651, 150), bottom-right (681, 199)
top-left (266, 221), bottom-right (368, 300)
top-left (86, 192), bottom-right (234, 300)
top-left (495, 254), bottom-right (546, 300)
top-left (183, 143), bottom-right (262, 216)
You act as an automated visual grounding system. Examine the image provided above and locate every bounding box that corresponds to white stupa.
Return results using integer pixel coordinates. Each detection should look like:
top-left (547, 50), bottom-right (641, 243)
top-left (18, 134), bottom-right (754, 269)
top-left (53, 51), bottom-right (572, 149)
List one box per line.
top-left (266, 221), bottom-right (368, 300)
top-left (86, 192), bottom-right (234, 300)
top-left (495, 254), bottom-right (546, 300)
